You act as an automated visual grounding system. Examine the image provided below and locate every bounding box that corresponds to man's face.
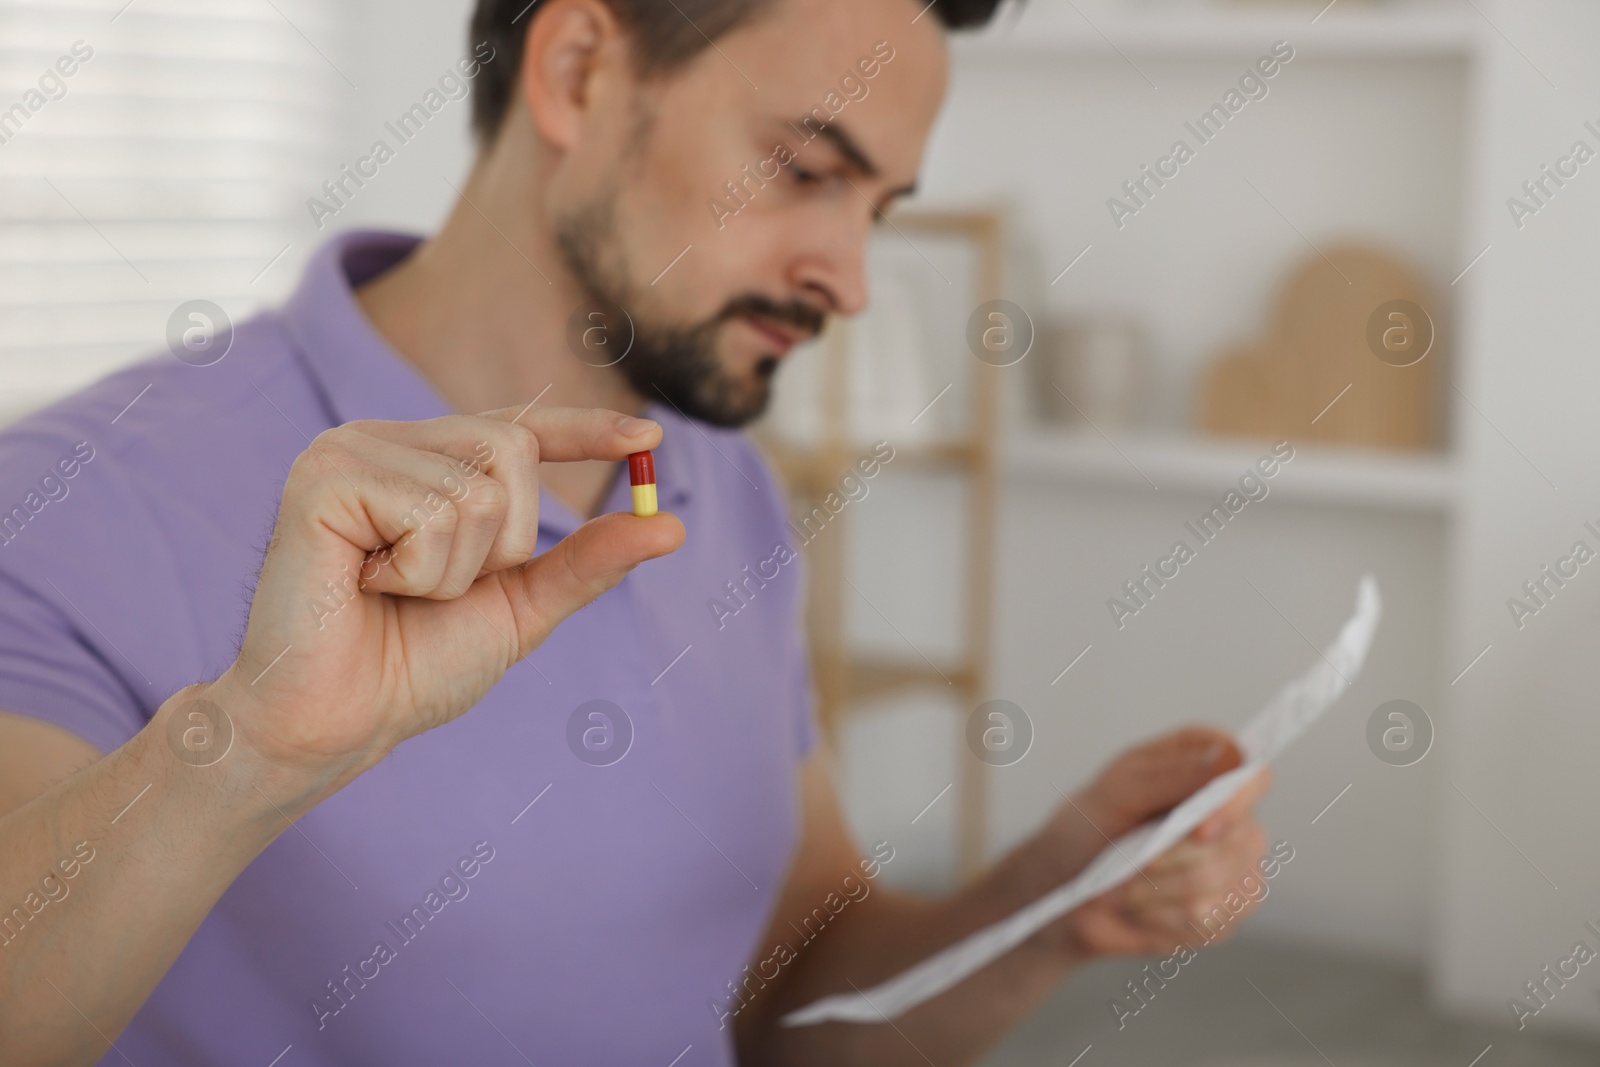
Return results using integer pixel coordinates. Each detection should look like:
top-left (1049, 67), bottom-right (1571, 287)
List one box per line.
top-left (550, 0), bottom-right (950, 426)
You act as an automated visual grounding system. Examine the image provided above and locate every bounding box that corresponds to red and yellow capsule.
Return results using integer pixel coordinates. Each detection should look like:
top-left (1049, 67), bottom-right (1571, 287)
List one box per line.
top-left (628, 450), bottom-right (657, 517)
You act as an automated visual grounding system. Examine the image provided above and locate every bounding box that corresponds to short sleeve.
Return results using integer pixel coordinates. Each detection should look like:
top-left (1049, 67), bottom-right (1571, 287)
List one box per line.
top-left (0, 570), bottom-right (147, 755)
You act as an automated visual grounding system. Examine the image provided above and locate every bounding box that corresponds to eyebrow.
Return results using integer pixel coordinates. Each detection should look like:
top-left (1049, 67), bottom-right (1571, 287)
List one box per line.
top-left (795, 119), bottom-right (919, 205)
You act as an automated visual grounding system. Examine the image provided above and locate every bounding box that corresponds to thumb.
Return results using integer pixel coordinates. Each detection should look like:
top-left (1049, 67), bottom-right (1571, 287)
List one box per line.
top-left (501, 511), bottom-right (685, 656)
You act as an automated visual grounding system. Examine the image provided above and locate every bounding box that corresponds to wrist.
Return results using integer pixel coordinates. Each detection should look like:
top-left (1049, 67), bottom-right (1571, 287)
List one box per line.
top-left (1007, 799), bottom-right (1112, 965)
top-left (1034, 789), bottom-right (1109, 879)
top-left (105, 692), bottom-right (287, 867)
top-left (151, 676), bottom-right (360, 824)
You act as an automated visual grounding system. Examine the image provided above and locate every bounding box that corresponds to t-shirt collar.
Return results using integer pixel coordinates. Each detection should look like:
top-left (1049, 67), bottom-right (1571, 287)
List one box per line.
top-left (281, 229), bottom-right (692, 540)
top-left (281, 229), bottom-right (450, 426)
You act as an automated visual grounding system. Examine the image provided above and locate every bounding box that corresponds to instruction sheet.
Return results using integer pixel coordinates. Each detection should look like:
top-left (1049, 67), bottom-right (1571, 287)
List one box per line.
top-left (784, 575), bottom-right (1382, 1026)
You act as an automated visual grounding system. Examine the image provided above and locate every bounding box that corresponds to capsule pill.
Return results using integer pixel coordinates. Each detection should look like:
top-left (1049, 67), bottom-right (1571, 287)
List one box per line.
top-left (628, 451), bottom-right (658, 517)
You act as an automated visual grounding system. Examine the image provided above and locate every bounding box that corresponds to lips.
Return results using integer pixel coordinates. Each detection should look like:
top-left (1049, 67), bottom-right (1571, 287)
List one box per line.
top-left (742, 315), bottom-right (808, 355)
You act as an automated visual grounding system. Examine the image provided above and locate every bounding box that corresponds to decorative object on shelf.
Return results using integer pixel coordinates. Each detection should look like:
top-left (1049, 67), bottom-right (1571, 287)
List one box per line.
top-left (1036, 314), bottom-right (1149, 428)
top-left (754, 209), bottom-right (1005, 880)
top-left (1198, 243), bottom-right (1440, 451)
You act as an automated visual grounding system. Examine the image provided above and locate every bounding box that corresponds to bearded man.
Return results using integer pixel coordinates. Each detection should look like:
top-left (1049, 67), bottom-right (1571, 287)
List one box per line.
top-left (0, 1), bottom-right (1270, 1063)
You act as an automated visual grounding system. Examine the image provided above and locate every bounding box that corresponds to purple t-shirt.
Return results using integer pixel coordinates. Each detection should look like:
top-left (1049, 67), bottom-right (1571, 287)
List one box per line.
top-left (0, 231), bottom-right (815, 1065)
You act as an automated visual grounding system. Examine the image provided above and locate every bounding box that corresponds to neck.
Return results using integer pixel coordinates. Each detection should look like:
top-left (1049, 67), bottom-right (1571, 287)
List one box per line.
top-left (355, 155), bottom-right (644, 520)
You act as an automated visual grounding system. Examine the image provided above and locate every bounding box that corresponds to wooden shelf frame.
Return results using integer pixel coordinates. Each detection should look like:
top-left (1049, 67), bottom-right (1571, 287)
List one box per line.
top-left (759, 209), bottom-right (1006, 879)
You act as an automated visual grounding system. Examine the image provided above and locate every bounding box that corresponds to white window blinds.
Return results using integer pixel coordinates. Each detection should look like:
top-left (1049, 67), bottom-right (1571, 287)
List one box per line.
top-left (0, 0), bottom-right (350, 421)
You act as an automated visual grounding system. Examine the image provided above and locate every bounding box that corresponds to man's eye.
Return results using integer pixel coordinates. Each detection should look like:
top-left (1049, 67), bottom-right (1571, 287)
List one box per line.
top-left (788, 165), bottom-right (822, 186)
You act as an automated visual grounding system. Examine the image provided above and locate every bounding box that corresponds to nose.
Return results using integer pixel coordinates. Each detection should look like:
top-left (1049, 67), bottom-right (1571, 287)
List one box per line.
top-left (788, 206), bottom-right (873, 319)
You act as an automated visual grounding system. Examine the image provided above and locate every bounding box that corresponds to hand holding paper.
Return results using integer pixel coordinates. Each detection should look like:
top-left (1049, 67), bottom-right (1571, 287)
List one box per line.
top-left (784, 575), bottom-right (1382, 1027)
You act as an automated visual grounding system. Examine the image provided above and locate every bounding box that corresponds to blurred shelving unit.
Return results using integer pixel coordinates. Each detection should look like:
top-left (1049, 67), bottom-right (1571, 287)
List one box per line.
top-left (758, 209), bottom-right (1006, 880)
top-left (953, 4), bottom-right (1481, 59)
top-left (1003, 429), bottom-right (1458, 512)
top-left (934, 0), bottom-right (1481, 457)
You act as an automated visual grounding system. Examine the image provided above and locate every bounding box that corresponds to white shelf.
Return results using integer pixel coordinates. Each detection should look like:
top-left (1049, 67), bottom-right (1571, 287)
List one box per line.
top-left (956, 4), bottom-right (1480, 60)
top-left (1002, 427), bottom-right (1458, 513)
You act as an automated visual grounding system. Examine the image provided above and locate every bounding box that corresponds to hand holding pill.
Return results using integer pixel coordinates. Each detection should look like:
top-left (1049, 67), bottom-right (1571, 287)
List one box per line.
top-left (200, 407), bottom-right (683, 795)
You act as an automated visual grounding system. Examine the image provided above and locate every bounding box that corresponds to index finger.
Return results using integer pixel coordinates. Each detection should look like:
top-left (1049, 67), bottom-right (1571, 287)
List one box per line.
top-left (484, 404), bottom-right (662, 463)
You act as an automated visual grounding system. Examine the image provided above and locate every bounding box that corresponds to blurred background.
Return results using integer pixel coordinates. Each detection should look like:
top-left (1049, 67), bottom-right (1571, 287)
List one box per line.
top-left (5, 0), bottom-right (1600, 1063)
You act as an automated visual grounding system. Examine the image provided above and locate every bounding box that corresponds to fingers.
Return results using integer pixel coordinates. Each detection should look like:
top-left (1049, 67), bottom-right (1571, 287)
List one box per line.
top-left (501, 510), bottom-right (686, 656)
top-left (353, 406), bottom-right (660, 575)
top-left (482, 405), bottom-right (662, 463)
top-left (345, 436), bottom-right (510, 599)
top-left (1137, 818), bottom-right (1267, 899)
top-left (354, 415), bottom-right (540, 575)
top-left (292, 407), bottom-right (669, 603)
top-left (1081, 725), bottom-right (1243, 834)
top-left (282, 429), bottom-right (472, 599)
top-left (294, 427), bottom-right (511, 600)
top-left (1057, 806), bottom-right (1271, 958)
top-left (363, 404), bottom-right (660, 466)
top-left (1110, 816), bottom-right (1268, 940)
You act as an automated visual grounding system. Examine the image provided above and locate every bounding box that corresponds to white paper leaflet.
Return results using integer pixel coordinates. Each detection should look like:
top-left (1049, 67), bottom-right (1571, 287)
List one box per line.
top-left (783, 575), bottom-right (1382, 1027)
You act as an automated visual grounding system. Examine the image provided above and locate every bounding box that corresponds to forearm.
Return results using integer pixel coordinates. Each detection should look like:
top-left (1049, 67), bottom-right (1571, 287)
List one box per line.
top-left (742, 730), bottom-right (1272, 1066)
top-left (0, 683), bottom-right (326, 1065)
top-left (740, 819), bottom-right (1093, 1067)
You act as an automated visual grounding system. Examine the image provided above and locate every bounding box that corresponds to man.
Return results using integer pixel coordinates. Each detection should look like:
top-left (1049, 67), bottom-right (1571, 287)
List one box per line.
top-left (0, 0), bottom-right (1271, 1063)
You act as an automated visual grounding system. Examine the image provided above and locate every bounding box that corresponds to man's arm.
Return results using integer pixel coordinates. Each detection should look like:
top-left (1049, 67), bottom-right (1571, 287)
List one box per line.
top-left (0, 698), bottom-right (343, 1063)
top-left (0, 716), bottom-right (99, 810)
top-left (736, 728), bottom-right (1270, 1066)
top-left (0, 407), bottom-right (683, 1066)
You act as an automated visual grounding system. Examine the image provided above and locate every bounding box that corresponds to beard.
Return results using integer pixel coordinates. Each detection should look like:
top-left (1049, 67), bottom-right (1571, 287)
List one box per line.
top-left (555, 183), bottom-right (825, 429)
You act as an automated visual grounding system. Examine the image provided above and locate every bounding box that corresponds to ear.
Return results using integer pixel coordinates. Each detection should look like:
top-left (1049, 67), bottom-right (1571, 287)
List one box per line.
top-left (518, 0), bottom-right (629, 152)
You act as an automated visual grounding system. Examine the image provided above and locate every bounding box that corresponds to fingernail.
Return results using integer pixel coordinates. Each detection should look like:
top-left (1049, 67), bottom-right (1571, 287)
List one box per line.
top-left (1204, 740), bottom-right (1227, 766)
top-left (618, 416), bottom-right (657, 436)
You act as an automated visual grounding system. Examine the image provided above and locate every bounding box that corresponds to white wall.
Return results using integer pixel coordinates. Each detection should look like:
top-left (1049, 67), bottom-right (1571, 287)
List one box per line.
top-left (1436, 0), bottom-right (1600, 1035)
top-left (311, 0), bottom-right (480, 239)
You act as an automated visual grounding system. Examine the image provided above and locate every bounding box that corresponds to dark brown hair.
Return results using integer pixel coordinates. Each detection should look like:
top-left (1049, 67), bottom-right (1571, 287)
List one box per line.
top-left (469, 0), bottom-right (1011, 144)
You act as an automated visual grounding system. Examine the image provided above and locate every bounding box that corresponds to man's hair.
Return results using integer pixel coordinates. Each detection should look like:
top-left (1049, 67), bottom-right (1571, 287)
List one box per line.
top-left (469, 0), bottom-right (1011, 144)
